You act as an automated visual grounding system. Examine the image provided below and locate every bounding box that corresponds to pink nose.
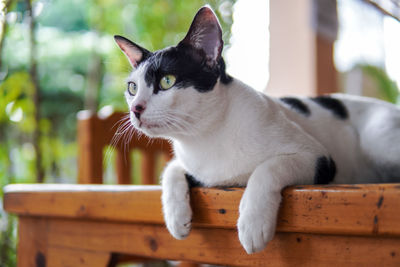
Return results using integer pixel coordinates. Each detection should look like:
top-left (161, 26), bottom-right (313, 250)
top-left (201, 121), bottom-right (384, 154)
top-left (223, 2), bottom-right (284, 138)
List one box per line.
top-left (132, 104), bottom-right (145, 119)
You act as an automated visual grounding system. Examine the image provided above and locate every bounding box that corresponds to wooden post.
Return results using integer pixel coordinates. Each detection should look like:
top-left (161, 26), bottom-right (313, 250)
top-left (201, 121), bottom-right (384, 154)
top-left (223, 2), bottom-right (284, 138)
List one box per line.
top-left (267, 0), bottom-right (338, 96)
top-left (77, 111), bottom-right (104, 184)
top-left (316, 34), bottom-right (337, 95)
top-left (116, 148), bottom-right (131, 184)
top-left (17, 217), bottom-right (48, 267)
top-left (267, 0), bottom-right (316, 96)
top-left (141, 151), bottom-right (156, 184)
top-left (313, 0), bottom-right (338, 95)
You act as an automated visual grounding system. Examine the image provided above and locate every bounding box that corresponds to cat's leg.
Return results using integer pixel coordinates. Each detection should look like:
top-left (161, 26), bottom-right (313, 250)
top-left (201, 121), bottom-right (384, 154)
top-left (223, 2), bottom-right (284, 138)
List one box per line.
top-left (161, 159), bottom-right (192, 239)
top-left (237, 153), bottom-right (316, 254)
top-left (360, 109), bottom-right (400, 181)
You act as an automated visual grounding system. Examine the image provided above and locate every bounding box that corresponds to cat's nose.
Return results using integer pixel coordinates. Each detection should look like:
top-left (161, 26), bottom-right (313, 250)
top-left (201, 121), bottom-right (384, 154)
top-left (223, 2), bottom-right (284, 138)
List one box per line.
top-left (133, 104), bottom-right (145, 120)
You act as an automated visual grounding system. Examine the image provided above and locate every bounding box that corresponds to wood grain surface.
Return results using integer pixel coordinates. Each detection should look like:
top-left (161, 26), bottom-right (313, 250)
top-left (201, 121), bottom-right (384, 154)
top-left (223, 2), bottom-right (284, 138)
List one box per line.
top-left (4, 183), bottom-right (400, 236)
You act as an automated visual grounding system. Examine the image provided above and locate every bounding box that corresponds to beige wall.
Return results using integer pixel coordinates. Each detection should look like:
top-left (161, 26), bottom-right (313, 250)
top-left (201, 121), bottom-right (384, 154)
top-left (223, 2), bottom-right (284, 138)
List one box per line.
top-left (266, 0), bottom-right (316, 96)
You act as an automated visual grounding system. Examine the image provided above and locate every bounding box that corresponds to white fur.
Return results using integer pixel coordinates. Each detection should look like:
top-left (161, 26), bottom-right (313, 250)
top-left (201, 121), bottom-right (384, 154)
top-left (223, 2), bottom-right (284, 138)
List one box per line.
top-left (125, 68), bottom-right (400, 253)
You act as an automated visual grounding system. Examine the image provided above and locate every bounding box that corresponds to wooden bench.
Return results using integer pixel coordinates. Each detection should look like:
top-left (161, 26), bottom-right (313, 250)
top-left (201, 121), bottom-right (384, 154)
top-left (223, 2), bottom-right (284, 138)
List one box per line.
top-left (4, 183), bottom-right (400, 266)
top-left (76, 110), bottom-right (172, 185)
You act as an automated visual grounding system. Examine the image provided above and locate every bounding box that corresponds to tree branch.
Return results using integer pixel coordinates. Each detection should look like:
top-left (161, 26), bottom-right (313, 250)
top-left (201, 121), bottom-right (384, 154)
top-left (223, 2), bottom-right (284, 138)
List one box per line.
top-left (25, 0), bottom-right (44, 182)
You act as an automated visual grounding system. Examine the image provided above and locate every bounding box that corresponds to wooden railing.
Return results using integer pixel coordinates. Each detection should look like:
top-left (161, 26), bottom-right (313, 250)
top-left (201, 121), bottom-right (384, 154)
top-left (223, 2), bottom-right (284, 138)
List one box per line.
top-left (77, 110), bottom-right (172, 184)
top-left (4, 183), bottom-right (400, 266)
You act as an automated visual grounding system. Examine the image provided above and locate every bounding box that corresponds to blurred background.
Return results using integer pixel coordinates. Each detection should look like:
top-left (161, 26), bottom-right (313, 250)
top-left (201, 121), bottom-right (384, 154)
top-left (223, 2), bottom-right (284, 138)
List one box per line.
top-left (0, 0), bottom-right (399, 265)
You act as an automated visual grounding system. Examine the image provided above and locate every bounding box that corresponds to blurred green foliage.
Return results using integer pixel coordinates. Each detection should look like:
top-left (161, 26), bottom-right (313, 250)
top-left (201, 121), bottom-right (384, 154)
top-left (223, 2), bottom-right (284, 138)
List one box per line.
top-left (360, 64), bottom-right (400, 104)
top-left (0, 0), bottom-right (234, 265)
top-left (0, 0), bottom-right (234, 181)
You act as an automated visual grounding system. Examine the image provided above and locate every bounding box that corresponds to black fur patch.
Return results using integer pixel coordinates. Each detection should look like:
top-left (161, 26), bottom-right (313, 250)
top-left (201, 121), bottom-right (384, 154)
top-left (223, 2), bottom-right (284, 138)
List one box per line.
top-left (218, 56), bottom-right (233, 84)
top-left (280, 97), bottom-right (311, 116)
top-left (314, 156), bottom-right (336, 184)
top-left (185, 173), bottom-right (203, 188)
top-left (311, 96), bottom-right (348, 119)
top-left (144, 45), bottom-right (231, 94)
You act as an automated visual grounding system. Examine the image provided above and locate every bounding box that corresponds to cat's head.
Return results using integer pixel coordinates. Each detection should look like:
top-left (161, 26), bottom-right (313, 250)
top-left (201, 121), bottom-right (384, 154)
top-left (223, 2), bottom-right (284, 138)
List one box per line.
top-left (115, 6), bottom-right (231, 138)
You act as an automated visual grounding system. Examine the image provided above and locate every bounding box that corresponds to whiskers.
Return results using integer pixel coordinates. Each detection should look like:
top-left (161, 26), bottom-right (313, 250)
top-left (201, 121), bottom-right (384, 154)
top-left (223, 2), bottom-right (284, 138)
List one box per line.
top-left (104, 110), bottom-right (200, 169)
top-left (104, 113), bottom-right (141, 166)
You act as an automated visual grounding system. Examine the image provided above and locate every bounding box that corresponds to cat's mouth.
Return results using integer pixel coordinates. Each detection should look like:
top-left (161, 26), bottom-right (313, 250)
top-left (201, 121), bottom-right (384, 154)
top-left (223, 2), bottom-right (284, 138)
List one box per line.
top-left (139, 121), bottom-right (162, 129)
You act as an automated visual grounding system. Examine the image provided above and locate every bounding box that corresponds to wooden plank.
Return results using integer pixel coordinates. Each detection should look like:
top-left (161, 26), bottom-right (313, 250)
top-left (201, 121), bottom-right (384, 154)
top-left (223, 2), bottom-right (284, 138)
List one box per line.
top-left (77, 112), bottom-right (104, 184)
top-left (46, 218), bottom-right (400, 266)
top-left (4, 183), bottom-right (400, 237)
top-left (279, 184), bottom-right (400, 236)
top-left (17, 217), bottom-right (48, 267)
top-left (116, 148), bottom-right (131, 184)
top-left (4, 185), bottom-right (165, 224)
top-left (47, 246), bottom-right (111, 267)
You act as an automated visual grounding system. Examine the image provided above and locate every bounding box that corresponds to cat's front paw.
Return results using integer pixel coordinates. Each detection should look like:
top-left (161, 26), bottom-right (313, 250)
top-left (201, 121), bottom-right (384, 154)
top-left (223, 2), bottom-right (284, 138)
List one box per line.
top-left (161, 160), bottom-right (193, 239)
top-left (164, 200), bottom-right (192, 239)
top-left (237, 212), bottom-right (275, 254)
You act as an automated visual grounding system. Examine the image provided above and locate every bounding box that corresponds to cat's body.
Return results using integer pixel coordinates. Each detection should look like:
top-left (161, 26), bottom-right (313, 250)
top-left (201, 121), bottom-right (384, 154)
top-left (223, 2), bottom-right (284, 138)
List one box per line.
top-left (279, 93), bottom-right (400, 184)
top-left (174, 79), bottom-right (400, 186)
top-left (115, 6), bottom-right (400, 254)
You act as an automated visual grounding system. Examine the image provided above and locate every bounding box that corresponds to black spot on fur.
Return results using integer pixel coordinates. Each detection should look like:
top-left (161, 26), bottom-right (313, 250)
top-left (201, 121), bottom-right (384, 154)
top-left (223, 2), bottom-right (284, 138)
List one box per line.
top-left (185, 173), bottom-right (203, 188)
top-left (218, 57), bottom-right (233, 84)
top-left (280, 97), bottom-right (311, 116)
top-left (218, 208), bottom-right (226, 214)
top-left (311, 95), bottom-right (348, 119)
top-left (314, 156), bottom-right (336, 184)
top-left (144, 45), bottom-right (231, 94)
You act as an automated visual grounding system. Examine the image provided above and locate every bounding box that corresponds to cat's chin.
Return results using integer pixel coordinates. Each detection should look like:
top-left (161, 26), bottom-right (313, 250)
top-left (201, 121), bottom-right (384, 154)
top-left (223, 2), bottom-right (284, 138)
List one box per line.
top-left (136, 124), bottom-right (187, 140)
top-left (132, 118), bottom-right (189, 139)
top-left (134, 122), bottom-right (167, 138)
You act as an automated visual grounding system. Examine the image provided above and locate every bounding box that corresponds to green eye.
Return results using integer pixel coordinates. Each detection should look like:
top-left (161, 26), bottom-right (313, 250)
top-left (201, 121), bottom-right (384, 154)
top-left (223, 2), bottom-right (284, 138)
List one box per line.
top-left (127, 82), bottom-right (137, 96)
top-left (160, 75), bottom-right (176, 90)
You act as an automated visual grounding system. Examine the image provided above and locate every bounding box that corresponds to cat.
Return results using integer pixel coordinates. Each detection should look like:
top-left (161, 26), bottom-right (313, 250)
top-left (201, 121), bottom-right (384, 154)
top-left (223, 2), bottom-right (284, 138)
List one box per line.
top-left (114, 6), bottom-right (400, 254)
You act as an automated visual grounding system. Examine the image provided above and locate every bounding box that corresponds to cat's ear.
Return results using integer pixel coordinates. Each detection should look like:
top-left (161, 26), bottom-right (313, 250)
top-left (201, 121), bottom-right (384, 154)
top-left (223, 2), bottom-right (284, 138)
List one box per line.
top-left (114, 35), bottom-right (151, 68)
top-left (179, 6), bottom-right (223, 66)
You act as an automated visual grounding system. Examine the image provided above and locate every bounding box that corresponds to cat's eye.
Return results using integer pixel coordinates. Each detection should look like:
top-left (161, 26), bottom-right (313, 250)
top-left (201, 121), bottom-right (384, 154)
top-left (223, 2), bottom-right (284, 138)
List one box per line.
top-left (127, 82), bottom-right (137, 96)
top-left (160, 75), bottom-right (176, 90)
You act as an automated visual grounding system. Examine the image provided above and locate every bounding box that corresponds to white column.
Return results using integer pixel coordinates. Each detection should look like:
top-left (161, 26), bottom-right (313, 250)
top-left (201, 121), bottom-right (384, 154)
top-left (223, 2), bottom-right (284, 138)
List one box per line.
top-left (266, 0), bottom-right (316, 96)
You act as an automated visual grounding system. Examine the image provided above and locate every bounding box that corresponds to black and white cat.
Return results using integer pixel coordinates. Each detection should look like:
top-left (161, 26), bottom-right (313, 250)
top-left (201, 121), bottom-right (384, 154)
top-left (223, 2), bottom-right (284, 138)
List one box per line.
top-left (115, 6), bottom-right (400, 254)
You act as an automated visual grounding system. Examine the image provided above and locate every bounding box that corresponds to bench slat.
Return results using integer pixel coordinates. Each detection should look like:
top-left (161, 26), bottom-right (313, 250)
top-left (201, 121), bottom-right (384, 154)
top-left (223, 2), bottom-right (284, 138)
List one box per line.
top-left (44, 217), bottom-right (400, 266)
top-left (4, 183), bottom-right (400, 237)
